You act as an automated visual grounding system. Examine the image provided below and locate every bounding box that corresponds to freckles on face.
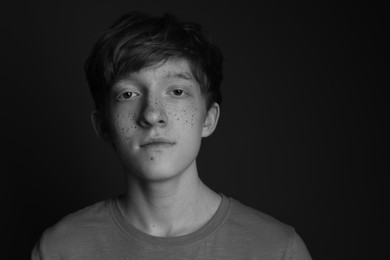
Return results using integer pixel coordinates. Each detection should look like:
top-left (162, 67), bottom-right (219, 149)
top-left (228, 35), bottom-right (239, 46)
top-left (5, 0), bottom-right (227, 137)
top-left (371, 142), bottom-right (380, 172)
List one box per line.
top-left (166, 101), bottom-right (203, 132)
top-left (114, 111), bottom-right (138, 141)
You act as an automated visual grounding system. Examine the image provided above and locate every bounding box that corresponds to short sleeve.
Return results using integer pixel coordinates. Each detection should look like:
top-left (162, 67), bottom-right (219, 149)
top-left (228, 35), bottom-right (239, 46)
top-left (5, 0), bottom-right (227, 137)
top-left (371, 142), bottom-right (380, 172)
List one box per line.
top-left (31, 229), bottom-right (62, 260)
top-left (31, 235), bottom-right (46, 260)
top-left (286, 231), bottom-right (312, 260)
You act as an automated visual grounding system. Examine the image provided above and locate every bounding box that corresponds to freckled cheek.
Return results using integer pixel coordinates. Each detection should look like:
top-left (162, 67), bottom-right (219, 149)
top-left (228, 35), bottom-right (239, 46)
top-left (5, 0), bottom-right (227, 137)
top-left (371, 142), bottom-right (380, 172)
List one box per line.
top-left (112, 111), bottom-right (138, 141)
top-left (166, 106), bottom-right (202, 129)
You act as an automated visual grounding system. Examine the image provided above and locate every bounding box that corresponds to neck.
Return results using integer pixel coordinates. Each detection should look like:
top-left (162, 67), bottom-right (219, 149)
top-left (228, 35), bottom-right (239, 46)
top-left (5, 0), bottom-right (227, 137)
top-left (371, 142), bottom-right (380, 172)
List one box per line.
top-left (119, 162), bottom-right (221, 237)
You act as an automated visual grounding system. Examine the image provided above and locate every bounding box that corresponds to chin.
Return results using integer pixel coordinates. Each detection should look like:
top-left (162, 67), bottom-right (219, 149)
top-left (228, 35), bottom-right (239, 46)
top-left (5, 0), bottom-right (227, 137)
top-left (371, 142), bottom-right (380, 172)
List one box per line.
top-left (127, 159), bottom-right (196, 183)
top-left (134, 168), bottom-right (183, 182)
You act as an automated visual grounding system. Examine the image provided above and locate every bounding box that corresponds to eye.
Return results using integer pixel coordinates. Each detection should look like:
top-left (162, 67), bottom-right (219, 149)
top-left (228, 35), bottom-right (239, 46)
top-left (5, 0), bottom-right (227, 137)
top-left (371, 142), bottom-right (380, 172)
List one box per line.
top-left (171, 89), bottom-right (185, 96)
top-left (117, 91), bottom-right (139, 100)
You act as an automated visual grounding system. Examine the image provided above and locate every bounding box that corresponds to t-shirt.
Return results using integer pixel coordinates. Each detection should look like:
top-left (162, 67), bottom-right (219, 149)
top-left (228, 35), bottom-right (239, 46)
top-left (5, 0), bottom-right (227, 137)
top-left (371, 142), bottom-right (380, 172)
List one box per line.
top-left (32, 195), bottom-right (312, 259)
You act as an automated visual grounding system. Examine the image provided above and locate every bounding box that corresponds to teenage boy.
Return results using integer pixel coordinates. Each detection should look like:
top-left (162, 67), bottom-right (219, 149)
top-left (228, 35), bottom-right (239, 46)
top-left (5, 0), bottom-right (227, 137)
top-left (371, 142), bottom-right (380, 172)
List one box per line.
top-left (32, 11), bottom-right (312, 259)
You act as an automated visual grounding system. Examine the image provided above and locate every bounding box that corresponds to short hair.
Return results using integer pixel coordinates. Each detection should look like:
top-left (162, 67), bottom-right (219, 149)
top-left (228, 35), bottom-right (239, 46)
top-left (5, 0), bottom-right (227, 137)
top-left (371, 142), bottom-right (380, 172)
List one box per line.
top-left (85, 11), bottom-right (223, 112)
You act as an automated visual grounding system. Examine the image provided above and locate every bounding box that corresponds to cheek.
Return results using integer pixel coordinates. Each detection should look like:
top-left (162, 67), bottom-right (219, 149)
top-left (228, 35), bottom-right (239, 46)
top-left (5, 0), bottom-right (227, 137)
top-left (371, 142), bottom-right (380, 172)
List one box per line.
top-left (112, 111), bottom-right (138, 141)
top-left (167, 104), bottom-right (203, 130)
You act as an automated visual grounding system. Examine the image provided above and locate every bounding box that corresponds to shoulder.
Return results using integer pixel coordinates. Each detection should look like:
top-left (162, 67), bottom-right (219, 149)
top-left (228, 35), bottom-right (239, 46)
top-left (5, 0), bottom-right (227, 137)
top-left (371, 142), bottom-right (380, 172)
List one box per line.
top-left (32, 200), bottom-right (113, 258)
top-left (46, 199), bottom-right (113, 235)
top-left (227, 197), bottom-right (294, 237)
top-left (221, 197), bottom-right (312, 259)
top-left (222, 197), bottom-right (296, 251)
top-left (212, 198), bottom-right (311, 260)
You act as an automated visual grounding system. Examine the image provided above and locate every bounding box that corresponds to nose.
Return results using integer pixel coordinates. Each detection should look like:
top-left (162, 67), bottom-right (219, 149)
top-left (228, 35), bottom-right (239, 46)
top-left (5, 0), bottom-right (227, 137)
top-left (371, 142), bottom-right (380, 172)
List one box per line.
top-left (138, 98), bottom-right (168, 128)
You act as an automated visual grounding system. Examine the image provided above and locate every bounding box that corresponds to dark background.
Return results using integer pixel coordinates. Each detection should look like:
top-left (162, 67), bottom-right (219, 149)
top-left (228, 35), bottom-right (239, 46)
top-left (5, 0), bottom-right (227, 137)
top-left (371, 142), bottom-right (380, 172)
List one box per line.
top-left (1, 0), bottom-right (387, 259)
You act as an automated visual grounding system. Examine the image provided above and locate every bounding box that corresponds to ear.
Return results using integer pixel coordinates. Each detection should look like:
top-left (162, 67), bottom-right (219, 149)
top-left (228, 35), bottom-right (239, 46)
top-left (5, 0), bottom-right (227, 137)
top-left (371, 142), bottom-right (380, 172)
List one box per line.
top-left (202, 102), bottom-right (220, 138)
top-left (91, 111), bottom-right (112, 142)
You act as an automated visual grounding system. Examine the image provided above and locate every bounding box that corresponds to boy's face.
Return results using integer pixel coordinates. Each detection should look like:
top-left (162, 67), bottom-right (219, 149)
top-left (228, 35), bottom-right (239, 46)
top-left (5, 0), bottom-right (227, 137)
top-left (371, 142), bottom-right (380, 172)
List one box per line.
top-left (93, 58), bottom-right (219, 182)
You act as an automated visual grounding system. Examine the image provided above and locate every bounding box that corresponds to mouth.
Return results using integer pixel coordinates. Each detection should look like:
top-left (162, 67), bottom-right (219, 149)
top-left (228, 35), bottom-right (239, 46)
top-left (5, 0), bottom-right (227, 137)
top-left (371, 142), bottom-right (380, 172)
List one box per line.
top-left (140, 138), bottom-right (175, 148)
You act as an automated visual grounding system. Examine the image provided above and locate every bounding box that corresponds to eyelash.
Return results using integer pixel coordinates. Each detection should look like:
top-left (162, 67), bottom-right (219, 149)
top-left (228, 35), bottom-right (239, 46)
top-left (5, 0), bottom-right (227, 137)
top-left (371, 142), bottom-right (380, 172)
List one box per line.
top-left (169, 87), bottom-right (192, 98)
top-left (170, 89), bottom-right (185, 96)
top-left (117, 91), bottom-right (139, 100)
top-left (116, 88), bottom-right (188, 101)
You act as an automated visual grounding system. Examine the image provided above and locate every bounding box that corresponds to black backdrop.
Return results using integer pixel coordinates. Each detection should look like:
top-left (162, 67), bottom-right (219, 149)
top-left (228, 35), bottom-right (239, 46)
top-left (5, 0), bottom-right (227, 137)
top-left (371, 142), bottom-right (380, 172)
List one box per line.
top-left (1, 1), bottom-right (387, 259)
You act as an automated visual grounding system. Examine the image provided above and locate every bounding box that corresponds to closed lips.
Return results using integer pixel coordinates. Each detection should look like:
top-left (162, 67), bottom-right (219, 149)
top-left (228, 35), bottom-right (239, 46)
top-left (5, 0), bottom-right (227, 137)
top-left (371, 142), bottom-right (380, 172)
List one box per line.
top-left (140, 138), bottom-right (175, 147)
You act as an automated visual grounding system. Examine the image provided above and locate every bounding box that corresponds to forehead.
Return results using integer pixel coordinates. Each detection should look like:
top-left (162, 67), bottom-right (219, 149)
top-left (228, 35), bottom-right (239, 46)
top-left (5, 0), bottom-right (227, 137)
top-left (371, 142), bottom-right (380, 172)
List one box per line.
top-left (121, 58), bottom-right (197, 84)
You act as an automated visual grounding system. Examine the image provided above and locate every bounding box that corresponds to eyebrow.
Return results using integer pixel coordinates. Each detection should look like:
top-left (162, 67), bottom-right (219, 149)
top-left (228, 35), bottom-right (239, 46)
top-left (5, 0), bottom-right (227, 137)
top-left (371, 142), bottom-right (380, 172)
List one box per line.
top-left (164, 71), bottom-right (194, 81)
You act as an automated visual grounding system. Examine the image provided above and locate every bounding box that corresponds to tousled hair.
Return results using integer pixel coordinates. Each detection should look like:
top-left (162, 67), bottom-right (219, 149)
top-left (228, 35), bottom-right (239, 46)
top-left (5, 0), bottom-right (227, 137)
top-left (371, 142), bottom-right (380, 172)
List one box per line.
top-left (85, 11), bottom-right (223, 112)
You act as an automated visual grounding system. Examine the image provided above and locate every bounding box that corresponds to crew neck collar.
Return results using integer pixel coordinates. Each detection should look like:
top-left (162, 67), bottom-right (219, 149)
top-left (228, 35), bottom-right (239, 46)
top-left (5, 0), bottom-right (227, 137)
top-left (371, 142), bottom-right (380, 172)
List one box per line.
top-left (109, 194), bottom-right (230, 247)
